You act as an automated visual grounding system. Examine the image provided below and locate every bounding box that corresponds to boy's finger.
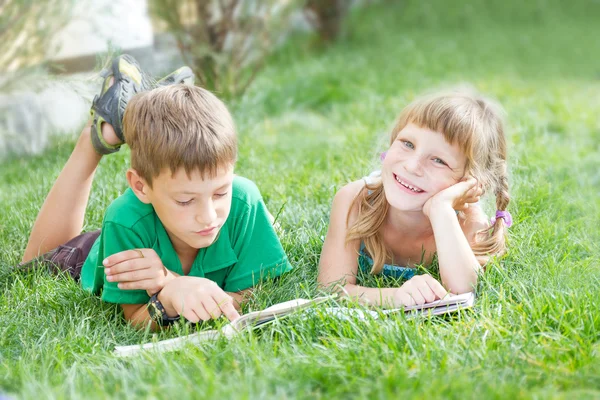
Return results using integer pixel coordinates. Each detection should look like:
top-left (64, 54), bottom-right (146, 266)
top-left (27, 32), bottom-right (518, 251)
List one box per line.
top-left (182, 308), bottom-right (201, 324)
top-left (104, 259), bottom-right (151, 275)
top-left (102, 249), bottom-right (148, 267)
top-left (116, 278), bottom-right (155, 290)
top-left (201, 298), bottom-right (222, 320)
top-left (107, 269), bottom-right (154, 283)
top-left (220, 301), bottom-right (241, 321)
top-left (195, 305), bottom-right (213, 322)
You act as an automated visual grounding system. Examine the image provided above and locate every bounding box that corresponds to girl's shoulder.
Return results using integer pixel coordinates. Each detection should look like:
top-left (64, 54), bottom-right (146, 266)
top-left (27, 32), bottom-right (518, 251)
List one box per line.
top-left (336, 179), bottom-right (367, 200)
top-left (335, 169), bottom-right (381, 203)
top-left (332, 179), bottom-right (368, 227)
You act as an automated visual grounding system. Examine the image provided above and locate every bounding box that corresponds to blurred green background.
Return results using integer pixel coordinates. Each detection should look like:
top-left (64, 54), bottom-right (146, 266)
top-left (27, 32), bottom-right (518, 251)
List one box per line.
top-left (1, 1), bottom-right (599, 398)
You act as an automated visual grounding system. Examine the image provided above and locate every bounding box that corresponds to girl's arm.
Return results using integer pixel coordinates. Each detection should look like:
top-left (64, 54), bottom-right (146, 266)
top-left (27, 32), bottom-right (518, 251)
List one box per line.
top-left (424, 179), bottom-right (487, 294)
top-left (318, 181), bottom-right (440, 307)
top-left (428, 205), bottom-right (481, 293)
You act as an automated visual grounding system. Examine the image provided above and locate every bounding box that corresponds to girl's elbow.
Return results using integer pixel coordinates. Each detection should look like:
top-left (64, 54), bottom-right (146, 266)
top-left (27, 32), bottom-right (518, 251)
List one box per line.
top-left (444, 272), bottom-right (478, 294)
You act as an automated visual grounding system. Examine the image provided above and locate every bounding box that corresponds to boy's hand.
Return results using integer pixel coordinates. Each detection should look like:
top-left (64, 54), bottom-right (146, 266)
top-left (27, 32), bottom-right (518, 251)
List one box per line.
top-left (423, 177), bottom-right (482, 218)
top-left (159, 276), bottom-right (241, 322)
top-left (103, 249), bottom-right (176, 296)
top-left (393, 275), bottom-right (448, 307)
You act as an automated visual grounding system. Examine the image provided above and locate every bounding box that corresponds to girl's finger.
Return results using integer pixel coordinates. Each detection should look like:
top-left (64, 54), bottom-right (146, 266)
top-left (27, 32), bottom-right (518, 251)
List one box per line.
top-left (425, 278), bottom-right (448, 299)
top-left (416, 285), bottom-right (437, 303)
top-left (406, 289), bottom-right (426, 305)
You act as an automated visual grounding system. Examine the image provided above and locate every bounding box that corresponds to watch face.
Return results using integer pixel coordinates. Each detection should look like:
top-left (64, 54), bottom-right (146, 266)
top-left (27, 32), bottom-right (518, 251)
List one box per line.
top-left (149, 299), bottom-right (163, 320)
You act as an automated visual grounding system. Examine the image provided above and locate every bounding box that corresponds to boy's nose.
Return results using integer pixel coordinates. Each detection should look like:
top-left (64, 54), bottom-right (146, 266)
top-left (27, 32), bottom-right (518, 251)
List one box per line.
top-left (196, 203), bottom-right (218, 226)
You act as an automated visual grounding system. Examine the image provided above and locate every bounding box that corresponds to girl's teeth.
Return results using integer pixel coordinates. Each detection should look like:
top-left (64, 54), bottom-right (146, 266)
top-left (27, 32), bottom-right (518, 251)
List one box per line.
top-left (395, 175), bottom-right (422, 192)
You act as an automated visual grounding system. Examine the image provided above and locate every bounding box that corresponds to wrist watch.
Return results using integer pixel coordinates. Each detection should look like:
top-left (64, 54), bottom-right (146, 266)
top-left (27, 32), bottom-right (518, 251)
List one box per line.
top-left (148, 292), bottom-right (180, 326)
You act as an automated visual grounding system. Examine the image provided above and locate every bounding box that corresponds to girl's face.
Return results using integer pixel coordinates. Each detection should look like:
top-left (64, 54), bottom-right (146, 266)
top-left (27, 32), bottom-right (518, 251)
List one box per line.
top-left (381, 123), bottom-right (467, 211)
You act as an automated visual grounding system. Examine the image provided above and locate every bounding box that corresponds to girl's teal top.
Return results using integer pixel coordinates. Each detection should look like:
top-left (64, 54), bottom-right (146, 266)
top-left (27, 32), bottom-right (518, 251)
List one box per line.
top-left (358, 243), bottom-right (417, 280)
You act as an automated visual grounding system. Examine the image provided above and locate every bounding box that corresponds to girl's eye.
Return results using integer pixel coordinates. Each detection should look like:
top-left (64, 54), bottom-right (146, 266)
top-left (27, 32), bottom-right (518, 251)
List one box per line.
top-left (214, 192), bottom-right (228, 198)
top-left (176, 199), bottom-right (193, 206)
top-left (433, 158), bottom-right (447, 166)
top-left (402, 140), bottom-right (414, 149)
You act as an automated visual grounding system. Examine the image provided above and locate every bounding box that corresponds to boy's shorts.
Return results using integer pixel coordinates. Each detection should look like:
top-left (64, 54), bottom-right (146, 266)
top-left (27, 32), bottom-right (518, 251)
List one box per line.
top-left (19, 230), bottom-right (101, 282)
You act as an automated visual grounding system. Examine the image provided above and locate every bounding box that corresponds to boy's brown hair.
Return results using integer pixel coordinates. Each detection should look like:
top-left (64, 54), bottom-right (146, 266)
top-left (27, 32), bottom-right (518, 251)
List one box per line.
top-left (123, 85), bottom-right (237, 186)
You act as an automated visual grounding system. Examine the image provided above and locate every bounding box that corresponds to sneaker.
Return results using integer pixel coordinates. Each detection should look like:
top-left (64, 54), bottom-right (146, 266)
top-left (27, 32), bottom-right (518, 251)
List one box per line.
top-left (89, 54), bottom-right (152, 155)
top-left (156, 66), bottom-right (195, 87)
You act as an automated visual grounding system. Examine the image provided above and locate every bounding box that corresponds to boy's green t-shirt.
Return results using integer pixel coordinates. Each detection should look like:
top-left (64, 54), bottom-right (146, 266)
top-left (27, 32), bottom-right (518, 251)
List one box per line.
top-left (80, 176), bottom-right (292, 304)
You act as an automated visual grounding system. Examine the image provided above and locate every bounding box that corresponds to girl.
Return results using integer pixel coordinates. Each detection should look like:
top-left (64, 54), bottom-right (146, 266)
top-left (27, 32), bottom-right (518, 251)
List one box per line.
top-left (318, 89), bottom-right (511, 307)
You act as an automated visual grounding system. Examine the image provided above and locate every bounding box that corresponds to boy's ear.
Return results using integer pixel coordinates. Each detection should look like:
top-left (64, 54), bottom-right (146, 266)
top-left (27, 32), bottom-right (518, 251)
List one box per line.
top-left (126, 168), bottom-right (152, 204)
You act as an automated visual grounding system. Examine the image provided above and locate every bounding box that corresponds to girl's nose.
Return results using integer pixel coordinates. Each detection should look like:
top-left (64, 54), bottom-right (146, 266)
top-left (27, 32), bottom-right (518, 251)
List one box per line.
top-left (404, 155), bottom-right (424, 176)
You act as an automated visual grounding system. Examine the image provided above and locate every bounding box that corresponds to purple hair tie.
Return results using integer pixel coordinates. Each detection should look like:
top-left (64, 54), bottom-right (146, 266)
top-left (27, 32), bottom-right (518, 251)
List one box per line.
top-left (380, 151), bottom-right (387, 162)
top-left (491, 210), bottom-right (513, 227)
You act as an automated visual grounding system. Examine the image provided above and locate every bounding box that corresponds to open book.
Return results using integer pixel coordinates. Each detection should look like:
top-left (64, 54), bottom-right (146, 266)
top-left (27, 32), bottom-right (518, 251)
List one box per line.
top-left (114, 292), bottom-right (475, 357)
top-left (315, 291), bottom-right (475, 321)
top-left (114, 295), bottom-right (336, 357)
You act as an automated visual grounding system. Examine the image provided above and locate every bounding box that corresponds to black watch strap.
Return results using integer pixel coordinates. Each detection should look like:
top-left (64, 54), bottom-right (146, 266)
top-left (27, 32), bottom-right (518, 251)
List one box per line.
top-left (148, 292), bottom-right (180, 326)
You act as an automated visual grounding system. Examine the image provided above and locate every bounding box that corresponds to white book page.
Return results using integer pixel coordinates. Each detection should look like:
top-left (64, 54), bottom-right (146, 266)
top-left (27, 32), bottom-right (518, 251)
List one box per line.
top-left (383, 292), bottom-right (475, 314)
top-left (114, 295), bottom-right (336, 357)
top-left (230, 296), bottom-right (334, 331)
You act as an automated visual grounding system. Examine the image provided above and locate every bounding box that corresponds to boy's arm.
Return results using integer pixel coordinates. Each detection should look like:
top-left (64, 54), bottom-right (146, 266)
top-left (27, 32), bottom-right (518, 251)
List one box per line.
top-left (121, 303), bottom-right (158, 330)
top-left (105, 247), bottom-right (252, 308)
top-left (227, 289), bottom-right (252, 311)
top-left (121, 276), bottom-right (241, 329)
top-left (103, 248), bottom-right (180, 296)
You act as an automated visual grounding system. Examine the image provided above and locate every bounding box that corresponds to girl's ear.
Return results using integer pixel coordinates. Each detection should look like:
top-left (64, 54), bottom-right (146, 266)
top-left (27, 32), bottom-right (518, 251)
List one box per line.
top-left (126, 168), bottom-right (152, 204)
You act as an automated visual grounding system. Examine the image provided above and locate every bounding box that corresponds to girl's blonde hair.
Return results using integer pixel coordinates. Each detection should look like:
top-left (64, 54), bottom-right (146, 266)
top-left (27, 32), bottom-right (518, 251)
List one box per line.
top-left (347, 89), bottom-right (509, 274)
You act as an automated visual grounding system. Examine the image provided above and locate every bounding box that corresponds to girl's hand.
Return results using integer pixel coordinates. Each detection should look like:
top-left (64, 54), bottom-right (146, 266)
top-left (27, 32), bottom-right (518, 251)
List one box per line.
top-left (423, 177), bottom-right (482, 218)
top-left (103, 249), bottom-right (177, 296)
top-left (393, 274), bottom-right (448, 307)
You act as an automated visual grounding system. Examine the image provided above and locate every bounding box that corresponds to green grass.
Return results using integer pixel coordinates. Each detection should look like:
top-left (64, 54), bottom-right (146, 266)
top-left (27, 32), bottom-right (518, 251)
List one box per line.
top-left (2, 1), bottom-right (600, 398)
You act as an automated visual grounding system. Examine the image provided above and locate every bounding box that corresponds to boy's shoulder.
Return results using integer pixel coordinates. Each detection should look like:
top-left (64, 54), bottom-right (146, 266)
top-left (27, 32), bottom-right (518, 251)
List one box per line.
top-left (231, 175), bottom-right (263, 209)
top-left (103, 188), bottom-right (154, 229)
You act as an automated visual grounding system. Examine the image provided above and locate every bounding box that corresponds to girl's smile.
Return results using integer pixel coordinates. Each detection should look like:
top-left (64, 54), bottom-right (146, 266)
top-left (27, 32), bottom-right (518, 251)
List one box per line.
top-left (393, 173), bottom-right (426, 194)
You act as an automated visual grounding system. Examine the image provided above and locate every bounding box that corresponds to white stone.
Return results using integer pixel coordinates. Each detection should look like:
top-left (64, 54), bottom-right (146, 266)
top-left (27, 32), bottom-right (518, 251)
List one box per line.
top-left (49, 0), bottom-right (154, 61)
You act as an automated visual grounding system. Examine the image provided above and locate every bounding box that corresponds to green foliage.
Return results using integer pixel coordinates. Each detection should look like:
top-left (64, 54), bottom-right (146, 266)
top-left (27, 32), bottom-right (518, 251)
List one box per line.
top-left (0, 0), bottom-right (75, 92)
top-left (1, 1), bottom-right (600, 398)
top-left (148, 0), bottom-right (301, 97)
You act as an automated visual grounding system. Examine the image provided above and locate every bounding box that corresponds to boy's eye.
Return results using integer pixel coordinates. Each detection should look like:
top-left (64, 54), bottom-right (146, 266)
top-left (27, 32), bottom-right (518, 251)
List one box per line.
top-left (433, 158), bottom-right (447, 166)
top-left (402, 140), bottom-right (414, 149)
top-left (214, 192), bottom-right (228, 198)
top-left (176, 199), bottom-right (193, 206)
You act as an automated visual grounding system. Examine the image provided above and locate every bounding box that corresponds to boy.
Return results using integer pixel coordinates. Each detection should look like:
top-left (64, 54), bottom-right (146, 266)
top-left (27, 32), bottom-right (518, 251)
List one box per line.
top-left (21, 55), bottom-right (292, 328)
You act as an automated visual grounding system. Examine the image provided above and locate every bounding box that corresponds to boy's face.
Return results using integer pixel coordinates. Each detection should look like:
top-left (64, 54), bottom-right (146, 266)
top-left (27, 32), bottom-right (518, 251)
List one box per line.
top-left (142, 164), bottom-right (235, 253)
top-left (382, 123), bottom-right (467, 211)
